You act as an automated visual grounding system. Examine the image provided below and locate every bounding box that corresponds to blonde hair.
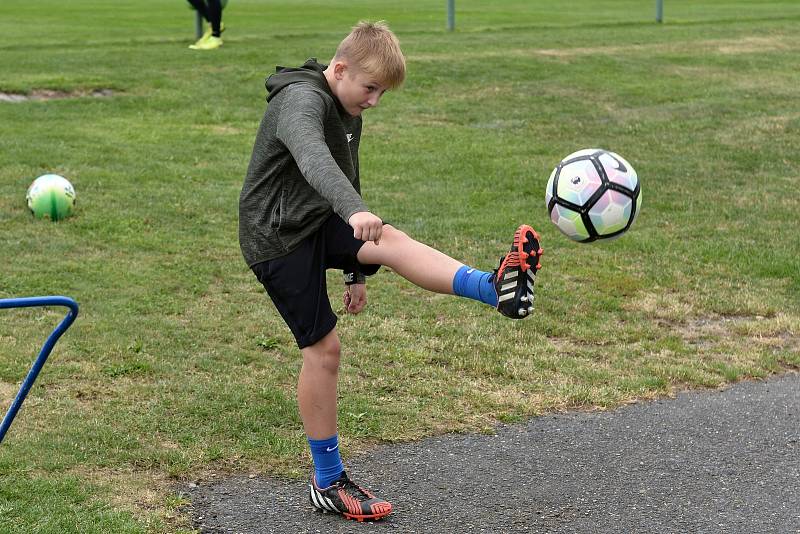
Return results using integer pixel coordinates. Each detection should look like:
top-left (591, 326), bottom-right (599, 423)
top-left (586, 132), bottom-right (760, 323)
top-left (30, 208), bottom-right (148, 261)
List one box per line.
top-left (333, 21), bottom-right (406, 89)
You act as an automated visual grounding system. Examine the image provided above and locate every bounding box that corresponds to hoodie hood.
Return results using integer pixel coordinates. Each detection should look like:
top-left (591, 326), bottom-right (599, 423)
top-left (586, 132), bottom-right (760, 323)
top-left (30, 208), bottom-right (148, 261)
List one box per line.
top-left (265, 58), bottom-right (331, 102)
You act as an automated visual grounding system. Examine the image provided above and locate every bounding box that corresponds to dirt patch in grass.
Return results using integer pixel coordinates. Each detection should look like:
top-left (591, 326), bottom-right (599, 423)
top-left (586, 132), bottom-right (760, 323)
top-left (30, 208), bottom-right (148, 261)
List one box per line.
top-left (661, 313), bottom-right (799, 355)
top-left (0, 88), bottom-right (116, 103)
top-left (409, 35), bottom-right (799, 63)
top-left (1, 381), bottom-right (19, 412)
top-left (65, 466), bottom-right (194, 531)
top-left (676, 315), bottom-right (761, 348)
top-left (716, 36), bottom-right (793, 54)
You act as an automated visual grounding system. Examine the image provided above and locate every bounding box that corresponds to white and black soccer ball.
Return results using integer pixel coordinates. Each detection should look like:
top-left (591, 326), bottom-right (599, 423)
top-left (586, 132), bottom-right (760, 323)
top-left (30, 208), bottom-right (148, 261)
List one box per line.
top-left (545, 149), bottom-right (641, 242)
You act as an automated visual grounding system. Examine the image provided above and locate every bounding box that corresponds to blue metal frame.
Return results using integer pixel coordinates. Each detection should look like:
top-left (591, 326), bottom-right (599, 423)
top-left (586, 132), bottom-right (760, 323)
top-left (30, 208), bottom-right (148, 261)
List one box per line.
top-left (0, 296), bottom-right (79, 444)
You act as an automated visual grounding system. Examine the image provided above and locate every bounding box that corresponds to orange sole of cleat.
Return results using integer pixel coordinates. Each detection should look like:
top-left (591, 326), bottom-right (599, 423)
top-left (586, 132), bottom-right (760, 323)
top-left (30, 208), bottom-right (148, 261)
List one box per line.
top-left (514, 224), bottom-right (542, 272)
top-left (343, 512), bottom-right (392, 522)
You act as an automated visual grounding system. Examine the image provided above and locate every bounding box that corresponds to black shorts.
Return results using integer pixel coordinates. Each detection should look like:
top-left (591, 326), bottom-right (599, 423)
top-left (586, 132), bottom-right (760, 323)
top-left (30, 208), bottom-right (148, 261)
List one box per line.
top-left (251, 214), bottom-right (381, 349)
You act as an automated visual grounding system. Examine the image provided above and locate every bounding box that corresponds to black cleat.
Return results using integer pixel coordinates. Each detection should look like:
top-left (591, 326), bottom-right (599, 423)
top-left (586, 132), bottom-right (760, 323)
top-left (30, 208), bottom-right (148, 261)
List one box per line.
top-left (494, 224), bottom-right (543, 319)
top-left (309, 471), bottom-right (392, 522)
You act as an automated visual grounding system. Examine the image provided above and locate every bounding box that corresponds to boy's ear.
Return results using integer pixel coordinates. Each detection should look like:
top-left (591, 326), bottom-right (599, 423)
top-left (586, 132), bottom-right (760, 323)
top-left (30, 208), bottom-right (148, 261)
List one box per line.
top-left (332, 60), bottom-right (348, 80)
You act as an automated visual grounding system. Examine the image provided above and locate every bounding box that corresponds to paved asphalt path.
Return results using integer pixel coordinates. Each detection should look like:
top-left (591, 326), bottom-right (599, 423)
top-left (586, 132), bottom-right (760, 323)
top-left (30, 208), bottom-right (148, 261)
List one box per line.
top-left (187, 373), bottom-right (799, 533)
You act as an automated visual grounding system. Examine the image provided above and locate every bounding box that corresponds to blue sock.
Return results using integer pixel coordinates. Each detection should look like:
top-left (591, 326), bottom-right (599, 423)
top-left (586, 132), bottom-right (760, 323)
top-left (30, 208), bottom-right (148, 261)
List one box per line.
top-left (308, 434), bottom-right (344, 488)
top-left (452, 265), bottom-right (498, 306)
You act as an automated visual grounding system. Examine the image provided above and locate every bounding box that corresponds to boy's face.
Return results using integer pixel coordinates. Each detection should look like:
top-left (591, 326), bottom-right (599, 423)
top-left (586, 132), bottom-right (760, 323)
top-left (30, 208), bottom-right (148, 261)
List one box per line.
top-left (332, 62), bottom-right (387, 117)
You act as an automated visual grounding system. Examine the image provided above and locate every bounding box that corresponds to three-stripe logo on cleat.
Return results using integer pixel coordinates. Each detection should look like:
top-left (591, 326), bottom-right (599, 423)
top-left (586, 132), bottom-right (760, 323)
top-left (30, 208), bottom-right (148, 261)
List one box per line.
top-left (310, 484), bottom-right (340, 513)
top-left (497, 270), bottom-right (519, 303)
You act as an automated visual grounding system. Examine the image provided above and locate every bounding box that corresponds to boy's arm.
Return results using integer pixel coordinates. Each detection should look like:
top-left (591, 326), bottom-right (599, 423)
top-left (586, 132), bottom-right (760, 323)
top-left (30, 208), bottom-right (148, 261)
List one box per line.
top-left (275, 87), bottom-right (368, 226)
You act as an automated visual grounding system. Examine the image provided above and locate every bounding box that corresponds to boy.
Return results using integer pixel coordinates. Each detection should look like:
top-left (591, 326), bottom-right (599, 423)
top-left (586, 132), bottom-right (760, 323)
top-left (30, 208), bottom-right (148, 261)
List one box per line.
top-left (239, 21), bottom-right (543, 522)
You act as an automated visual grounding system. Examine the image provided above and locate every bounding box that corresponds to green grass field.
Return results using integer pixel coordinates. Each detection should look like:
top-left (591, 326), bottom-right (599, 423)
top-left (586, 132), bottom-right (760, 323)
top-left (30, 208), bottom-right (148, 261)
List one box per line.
top-left (1, 0), bottom-right (799, 531)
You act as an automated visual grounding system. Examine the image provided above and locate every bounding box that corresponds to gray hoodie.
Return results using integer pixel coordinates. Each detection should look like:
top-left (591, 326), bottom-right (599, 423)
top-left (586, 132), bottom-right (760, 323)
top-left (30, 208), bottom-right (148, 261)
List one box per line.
top-left (238, 58), bottom-right (368, 267)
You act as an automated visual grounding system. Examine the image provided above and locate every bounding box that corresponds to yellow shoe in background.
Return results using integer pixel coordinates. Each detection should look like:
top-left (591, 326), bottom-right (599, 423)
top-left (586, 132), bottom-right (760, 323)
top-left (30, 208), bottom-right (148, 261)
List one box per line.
top-left (189, 23), bottom-right (225, 49)
top-left (199, 22), bottom-right (225, 42)
top-left (189, 34), bottom-right (208, 49)
top-left (189, 35), bottom-right (223, 50)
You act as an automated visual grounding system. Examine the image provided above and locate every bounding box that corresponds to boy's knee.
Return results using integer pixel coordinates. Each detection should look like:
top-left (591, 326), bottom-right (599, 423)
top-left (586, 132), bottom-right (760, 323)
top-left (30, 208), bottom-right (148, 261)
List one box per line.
top-left (319, 333), bottom-right (341, 359)
top-left (381, 224), bottom-right (408, 244)
top-left (304, 332), bottom-right (341, 373)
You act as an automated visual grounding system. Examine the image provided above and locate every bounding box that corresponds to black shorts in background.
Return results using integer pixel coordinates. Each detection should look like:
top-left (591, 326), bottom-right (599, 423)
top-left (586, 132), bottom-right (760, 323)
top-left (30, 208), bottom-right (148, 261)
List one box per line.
top-left (251, 214), bottom-right (381, 349)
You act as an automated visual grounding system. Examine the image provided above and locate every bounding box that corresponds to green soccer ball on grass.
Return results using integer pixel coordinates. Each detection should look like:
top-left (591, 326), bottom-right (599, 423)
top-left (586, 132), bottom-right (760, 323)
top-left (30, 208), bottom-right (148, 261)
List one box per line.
top-left (26, 174), bottom-right (76, 221)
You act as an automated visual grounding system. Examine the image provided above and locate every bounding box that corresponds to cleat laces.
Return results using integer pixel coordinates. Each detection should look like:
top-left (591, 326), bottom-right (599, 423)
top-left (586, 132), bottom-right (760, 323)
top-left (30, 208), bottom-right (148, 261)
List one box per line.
top-left (336, 478), bottom-right (371, 500)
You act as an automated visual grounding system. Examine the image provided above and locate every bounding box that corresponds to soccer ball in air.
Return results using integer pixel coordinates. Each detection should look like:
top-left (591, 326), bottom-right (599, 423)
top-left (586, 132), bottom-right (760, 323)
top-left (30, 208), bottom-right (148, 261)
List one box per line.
top-left (26, 174), bottom-right (76, 221)
top-left (545, 149), bottom-right (641, 242)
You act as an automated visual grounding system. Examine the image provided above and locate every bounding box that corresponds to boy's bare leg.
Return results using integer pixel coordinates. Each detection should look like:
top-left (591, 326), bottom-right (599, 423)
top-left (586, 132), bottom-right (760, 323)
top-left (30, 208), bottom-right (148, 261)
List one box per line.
top-left (356, 225), bottom-right (463, 294)
top-left (298, 329), bottom-right (340, 439)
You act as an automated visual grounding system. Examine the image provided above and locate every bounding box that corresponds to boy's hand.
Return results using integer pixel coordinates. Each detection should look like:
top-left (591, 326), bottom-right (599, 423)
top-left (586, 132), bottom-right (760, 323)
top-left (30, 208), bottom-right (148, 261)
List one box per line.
top-left (343, 283), bottom-right (367, 314)
top-left (348, 211), bottom-right (383, 245)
